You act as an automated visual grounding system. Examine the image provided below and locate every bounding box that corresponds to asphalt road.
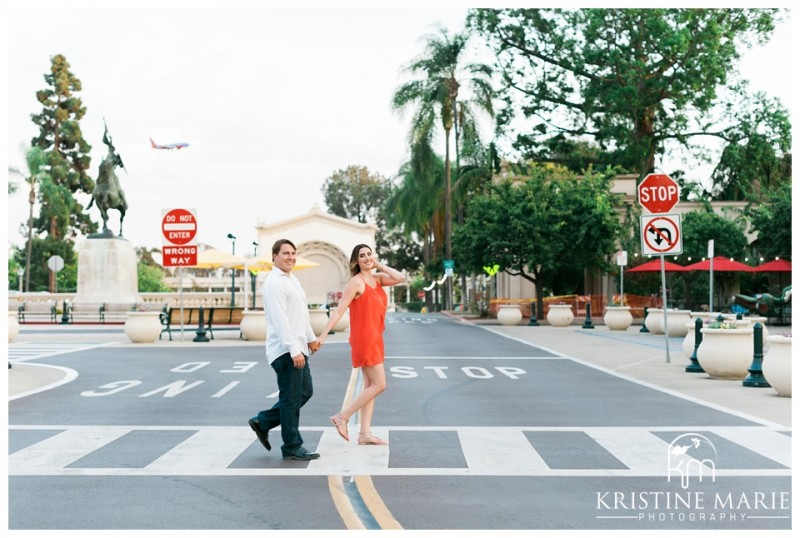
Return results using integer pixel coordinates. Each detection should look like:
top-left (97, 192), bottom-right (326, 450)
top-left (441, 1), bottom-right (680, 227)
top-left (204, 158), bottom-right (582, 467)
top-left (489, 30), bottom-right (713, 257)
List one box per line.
top-left (7, 313), bottom-right (791, 532)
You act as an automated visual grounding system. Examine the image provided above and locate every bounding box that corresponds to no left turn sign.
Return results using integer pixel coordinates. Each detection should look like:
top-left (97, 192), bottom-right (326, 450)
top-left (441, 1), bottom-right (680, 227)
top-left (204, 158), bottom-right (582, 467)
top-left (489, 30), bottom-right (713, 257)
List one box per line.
top-left (640, 214), bottom-right (683, 256)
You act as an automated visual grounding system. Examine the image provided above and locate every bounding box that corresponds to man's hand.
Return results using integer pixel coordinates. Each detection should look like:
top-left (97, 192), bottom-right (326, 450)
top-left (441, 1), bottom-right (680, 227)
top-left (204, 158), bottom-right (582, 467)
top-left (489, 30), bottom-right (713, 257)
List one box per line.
top-left (308, 340), bottom-right (321, 354)
top-left (292, 353), bottom-right (306, 369)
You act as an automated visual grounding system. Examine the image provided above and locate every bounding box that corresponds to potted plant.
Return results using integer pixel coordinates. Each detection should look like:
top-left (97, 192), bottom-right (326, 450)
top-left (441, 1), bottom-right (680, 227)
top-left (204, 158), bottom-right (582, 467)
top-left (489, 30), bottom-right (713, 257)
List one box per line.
top-left (762, 334), bottom-right (791, 397)
top-left (497, 303), bottom-right (523, 326)
top-left (308, 304), bottom-right (328, 337)
top-left (546, 304), bottom-right (574, 327)
top-left (696, 319), bottom-right (754, 379)
top-left (124, 304), bottom-right (162, 343)
top-left (603, 299), bottom-right (632, 331)
top-left (240, 310), bottom-right (267, 341)
top-left (8, 311), bottom-right (20, 342)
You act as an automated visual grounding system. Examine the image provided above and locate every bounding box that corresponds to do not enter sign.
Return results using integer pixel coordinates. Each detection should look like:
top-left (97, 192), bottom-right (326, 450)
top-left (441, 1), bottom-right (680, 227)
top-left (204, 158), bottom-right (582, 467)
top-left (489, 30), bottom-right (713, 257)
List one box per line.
top-left (162, 208), bottom-right (197, 245)
top-left (638, 173), bottom-right (680, 214)
top-left (162, 208), bottom-right (198, 267)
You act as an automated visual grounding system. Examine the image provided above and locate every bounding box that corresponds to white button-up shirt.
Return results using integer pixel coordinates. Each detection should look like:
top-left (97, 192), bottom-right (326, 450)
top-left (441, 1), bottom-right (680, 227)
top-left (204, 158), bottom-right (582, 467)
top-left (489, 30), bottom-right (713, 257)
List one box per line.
top-left (262, 266), bottom-right (316, 364)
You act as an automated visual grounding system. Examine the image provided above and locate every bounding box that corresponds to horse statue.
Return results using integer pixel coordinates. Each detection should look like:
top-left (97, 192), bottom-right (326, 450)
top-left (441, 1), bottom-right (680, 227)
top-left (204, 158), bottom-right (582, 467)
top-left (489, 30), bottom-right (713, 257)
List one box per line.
top-left (87, 123), bottom-right (128, 236)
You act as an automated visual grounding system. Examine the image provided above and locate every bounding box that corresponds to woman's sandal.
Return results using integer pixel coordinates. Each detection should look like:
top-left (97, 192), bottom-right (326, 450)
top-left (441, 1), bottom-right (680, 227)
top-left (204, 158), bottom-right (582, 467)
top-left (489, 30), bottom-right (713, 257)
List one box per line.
top-left (330, 413), bottom-right (349, 441)
top-left (358, 432), bottom-right (388, 446)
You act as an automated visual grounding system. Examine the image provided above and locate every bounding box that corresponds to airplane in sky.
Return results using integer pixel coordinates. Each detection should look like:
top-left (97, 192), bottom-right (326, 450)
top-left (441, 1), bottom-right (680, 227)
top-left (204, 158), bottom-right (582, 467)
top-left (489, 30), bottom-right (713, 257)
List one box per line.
top-left (150, 138), bottom-right (189, 150)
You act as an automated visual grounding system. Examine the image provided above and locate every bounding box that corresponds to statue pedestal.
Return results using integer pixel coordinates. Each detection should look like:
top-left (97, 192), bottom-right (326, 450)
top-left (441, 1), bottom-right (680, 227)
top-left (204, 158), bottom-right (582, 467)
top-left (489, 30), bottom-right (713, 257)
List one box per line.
top-left (73, 237), bottom-right (141, 304)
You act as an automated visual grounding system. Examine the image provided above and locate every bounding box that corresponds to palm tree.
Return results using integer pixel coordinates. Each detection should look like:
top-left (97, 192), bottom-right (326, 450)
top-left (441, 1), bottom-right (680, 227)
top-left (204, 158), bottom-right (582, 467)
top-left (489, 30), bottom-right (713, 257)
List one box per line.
top-left (392, 25), bottom-right (494, 309)
top-left (385, 153), bottom-right (445, 269)
top-left (8, 146), bottom-right (50, 292)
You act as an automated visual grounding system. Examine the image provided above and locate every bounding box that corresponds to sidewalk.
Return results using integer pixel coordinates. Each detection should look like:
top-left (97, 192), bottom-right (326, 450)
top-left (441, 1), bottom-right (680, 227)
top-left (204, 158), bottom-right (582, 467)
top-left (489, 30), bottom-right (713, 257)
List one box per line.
top-left (7, 317), bottom-right (793, 428)
top-left (446, 314), bottom-right (792, 429)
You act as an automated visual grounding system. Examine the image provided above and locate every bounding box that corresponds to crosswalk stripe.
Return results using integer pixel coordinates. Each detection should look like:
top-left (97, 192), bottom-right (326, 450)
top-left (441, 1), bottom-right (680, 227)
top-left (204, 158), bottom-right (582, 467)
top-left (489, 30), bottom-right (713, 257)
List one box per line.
top-left (8, 342), bottom-right (113, 361)
top-left (8, 425), bottom-right (790, 477)
top-left (459, 429), bottom-right (550, 474)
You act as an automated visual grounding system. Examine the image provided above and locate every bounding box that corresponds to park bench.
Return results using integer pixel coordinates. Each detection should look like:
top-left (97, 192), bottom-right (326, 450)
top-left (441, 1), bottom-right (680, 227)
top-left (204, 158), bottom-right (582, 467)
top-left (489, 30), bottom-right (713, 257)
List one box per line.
top-left (206, 307), bottom-right (245, 339)
top-left (159, 306), bottom-right (244, 341)
top-left (64, 302), bottom-right (168, 324)
top-left (18, 301), bottom-right (58, 323)
top-left (65, 302), bottom-right (106, 323)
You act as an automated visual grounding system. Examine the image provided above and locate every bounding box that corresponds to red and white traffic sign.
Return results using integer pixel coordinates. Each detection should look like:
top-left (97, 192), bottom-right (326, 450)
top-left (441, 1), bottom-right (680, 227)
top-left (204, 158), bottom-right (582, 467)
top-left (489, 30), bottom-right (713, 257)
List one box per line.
top-left (162, 208), bottom-right (197, 245)
top-left (162, 208), bottom-right (198, 267)
top-left (638, 173), bottom-right (680, 214)
top-left (640, 214), bottom-right (683, 256)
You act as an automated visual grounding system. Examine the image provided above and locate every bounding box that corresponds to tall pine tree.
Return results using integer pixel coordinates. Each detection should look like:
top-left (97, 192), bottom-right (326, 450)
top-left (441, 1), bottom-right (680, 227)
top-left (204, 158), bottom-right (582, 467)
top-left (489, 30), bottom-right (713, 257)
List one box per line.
top-left (28, 54), bottom-right (96, 291)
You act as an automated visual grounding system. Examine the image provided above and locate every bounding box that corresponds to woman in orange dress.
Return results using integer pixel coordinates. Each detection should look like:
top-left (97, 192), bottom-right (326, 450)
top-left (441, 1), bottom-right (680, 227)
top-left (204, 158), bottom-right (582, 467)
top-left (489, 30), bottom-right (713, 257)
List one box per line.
top-left (318, 244), bottom-right (406, 445)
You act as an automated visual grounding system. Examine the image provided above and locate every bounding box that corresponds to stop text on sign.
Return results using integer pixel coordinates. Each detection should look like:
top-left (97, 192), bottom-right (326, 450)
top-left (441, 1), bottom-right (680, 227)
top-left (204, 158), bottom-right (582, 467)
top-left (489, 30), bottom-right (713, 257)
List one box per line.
top-left (639, 185), bottom-right (678, 205)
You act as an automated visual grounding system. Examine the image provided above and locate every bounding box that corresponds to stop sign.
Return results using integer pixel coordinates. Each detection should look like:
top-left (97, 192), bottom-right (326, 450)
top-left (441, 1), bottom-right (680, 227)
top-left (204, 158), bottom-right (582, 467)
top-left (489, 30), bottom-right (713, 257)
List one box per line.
top-left (162, 208), bottom-right (197, 245)
top-left (638, 173), bottom-right (680, 214)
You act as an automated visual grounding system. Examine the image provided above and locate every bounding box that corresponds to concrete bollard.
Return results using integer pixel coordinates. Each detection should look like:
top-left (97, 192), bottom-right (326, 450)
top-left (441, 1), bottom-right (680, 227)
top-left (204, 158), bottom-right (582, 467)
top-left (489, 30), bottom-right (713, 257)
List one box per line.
top-left (743, 322), bottom-right (770, 387)
top-left (581, 302), bottom-right (595, 329)
top-left (193, 306), bottom-right (210, 342)
top-left (528, 301), bottom-right (539, 326)
top-left (685, 317), bottom-right (705, 373)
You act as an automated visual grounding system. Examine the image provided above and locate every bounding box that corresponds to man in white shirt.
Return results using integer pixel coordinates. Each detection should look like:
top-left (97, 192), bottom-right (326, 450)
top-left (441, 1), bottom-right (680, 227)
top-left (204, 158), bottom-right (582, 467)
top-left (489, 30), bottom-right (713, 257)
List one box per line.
top-left (249, 239), bottom-right (321, 460)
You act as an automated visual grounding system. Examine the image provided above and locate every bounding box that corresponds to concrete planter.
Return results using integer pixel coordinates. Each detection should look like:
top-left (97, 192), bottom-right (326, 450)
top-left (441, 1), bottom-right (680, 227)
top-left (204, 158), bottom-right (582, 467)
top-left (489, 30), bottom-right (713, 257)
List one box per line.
top-left (663, 309), bottom-right (691, 337)
top-left (644, 308), bottom-right (663, 334)
top-left (546, 304), bottom-right (574, 327)
top-left (697, 326), bottom-right (754, 379)
top-left (603, 306), bottom-right (632, 331)
top-left (124, 311), bottom-right (162, 343)
top-left (240, 310), bottom-right (267, 341)
top-left (8, 312), bottom-right (20, 342)
top-left (333, 308), bottom-right (350, 333)
top-left (762, 335), bottom-right (791, 397)
top-left (308, 307), bottom-right (328, 337)
top-left (497, 304), bottom-right (523, 326)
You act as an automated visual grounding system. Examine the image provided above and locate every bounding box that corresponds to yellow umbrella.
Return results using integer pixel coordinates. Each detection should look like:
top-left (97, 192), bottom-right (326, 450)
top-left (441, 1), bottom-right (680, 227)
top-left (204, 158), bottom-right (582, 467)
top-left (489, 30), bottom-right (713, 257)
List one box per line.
top-left (193, 248), bottom-right (246, 269)
top-left (228, 254), bottom-right (320, 273)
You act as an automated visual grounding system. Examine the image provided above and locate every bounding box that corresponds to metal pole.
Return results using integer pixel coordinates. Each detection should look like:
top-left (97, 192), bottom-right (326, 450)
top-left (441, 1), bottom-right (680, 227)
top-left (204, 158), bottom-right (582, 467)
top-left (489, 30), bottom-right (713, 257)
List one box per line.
top-left (179, 267), bottom-right (185, 341)
top-left (660, 254), bottom-right (670, 363)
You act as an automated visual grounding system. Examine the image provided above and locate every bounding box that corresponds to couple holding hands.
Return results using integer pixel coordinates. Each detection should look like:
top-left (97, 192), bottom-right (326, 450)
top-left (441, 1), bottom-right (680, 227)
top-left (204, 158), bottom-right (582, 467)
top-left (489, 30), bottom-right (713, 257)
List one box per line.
top-left (248, 239), bottom-right (406, 460)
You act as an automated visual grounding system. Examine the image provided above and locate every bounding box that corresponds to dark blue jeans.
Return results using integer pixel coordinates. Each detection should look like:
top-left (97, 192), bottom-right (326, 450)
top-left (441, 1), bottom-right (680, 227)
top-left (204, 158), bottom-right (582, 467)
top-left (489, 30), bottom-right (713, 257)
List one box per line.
top-left (257, 352), bottom-right (313, 455)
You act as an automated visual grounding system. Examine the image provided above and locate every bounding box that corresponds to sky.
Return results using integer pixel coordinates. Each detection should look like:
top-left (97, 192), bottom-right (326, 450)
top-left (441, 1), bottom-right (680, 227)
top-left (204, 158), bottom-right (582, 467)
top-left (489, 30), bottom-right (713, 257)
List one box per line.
top-left (4, 2), bottom-right (795, 261)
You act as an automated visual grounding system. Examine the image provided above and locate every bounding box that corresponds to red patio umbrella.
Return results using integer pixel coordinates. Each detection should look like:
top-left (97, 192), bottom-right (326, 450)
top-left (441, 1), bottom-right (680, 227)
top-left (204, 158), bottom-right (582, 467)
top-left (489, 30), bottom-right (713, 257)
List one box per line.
top-left (627, 259), bottom-right (689, 273)
top-left (752, 259), bottom-right (791, 272)
top-left (684, 256), bottom-right (754, 272)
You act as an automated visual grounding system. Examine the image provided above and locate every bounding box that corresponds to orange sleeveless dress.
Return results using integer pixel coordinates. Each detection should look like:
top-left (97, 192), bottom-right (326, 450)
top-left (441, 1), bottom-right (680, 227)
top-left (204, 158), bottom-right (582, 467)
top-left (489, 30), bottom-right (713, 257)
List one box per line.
top-left (348, 275), bottom-right (388, 368)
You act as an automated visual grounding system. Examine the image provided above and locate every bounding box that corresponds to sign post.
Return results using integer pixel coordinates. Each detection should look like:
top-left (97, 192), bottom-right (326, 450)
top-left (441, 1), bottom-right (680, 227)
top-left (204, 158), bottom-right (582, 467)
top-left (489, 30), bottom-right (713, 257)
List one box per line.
top-left (162, 208), bottom-right (198, 341)
top-left (616, 250), bottom-right (627, 304)
top-left (638, 174), bottom-right (681, 363)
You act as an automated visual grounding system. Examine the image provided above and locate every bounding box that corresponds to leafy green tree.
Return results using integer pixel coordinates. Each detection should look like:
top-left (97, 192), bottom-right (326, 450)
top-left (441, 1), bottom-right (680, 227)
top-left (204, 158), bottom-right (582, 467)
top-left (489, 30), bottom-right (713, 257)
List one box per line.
top-left (134, 247), bottom-right (170, 292)
top-left (321, 165), bottom-right (421, 274)
top-left (322, 165), bottom-right (390, 224)
top-left (453, 164), bottom-right (622, 319)
top-left (677, 209), bottom-right (750, 309)
top-left (748, 182), bottom-right (791, 259)
top-left (29, 54), bottom-right (96, 291)
top-left (392, 25), bottom-right (494, 308)
top-left (468, 8), bottom-right (790, 195)
top-left (680, 210), bottom-right (749, 260)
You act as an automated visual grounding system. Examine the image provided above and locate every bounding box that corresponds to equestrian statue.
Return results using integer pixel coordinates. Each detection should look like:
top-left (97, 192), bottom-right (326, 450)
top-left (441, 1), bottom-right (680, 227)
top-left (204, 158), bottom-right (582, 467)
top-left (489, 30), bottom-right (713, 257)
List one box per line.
top-left (87, 120), bottom-right (128, 237)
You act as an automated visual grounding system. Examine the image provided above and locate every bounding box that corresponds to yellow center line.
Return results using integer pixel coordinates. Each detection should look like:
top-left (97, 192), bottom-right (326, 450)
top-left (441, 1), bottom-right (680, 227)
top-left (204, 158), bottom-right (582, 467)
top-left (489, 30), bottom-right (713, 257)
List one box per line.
top-left (327, 367), bottom-right (403, 530)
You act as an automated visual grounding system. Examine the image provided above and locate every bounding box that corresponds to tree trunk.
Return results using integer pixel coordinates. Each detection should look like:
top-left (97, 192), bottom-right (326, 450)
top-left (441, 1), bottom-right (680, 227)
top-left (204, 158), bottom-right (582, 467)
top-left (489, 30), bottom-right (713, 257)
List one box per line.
top-left (25, 184), bottom-right (34, 292)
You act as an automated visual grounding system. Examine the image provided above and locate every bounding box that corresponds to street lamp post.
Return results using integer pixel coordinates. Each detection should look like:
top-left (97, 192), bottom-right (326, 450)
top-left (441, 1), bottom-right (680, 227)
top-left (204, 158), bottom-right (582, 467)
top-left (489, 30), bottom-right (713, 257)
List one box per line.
top-left (227, 233), bottom-right (237, 307)
top-left (251, 241), bottom-right (258, 309)
top-left (16, 268), bottom-right (24, 293)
